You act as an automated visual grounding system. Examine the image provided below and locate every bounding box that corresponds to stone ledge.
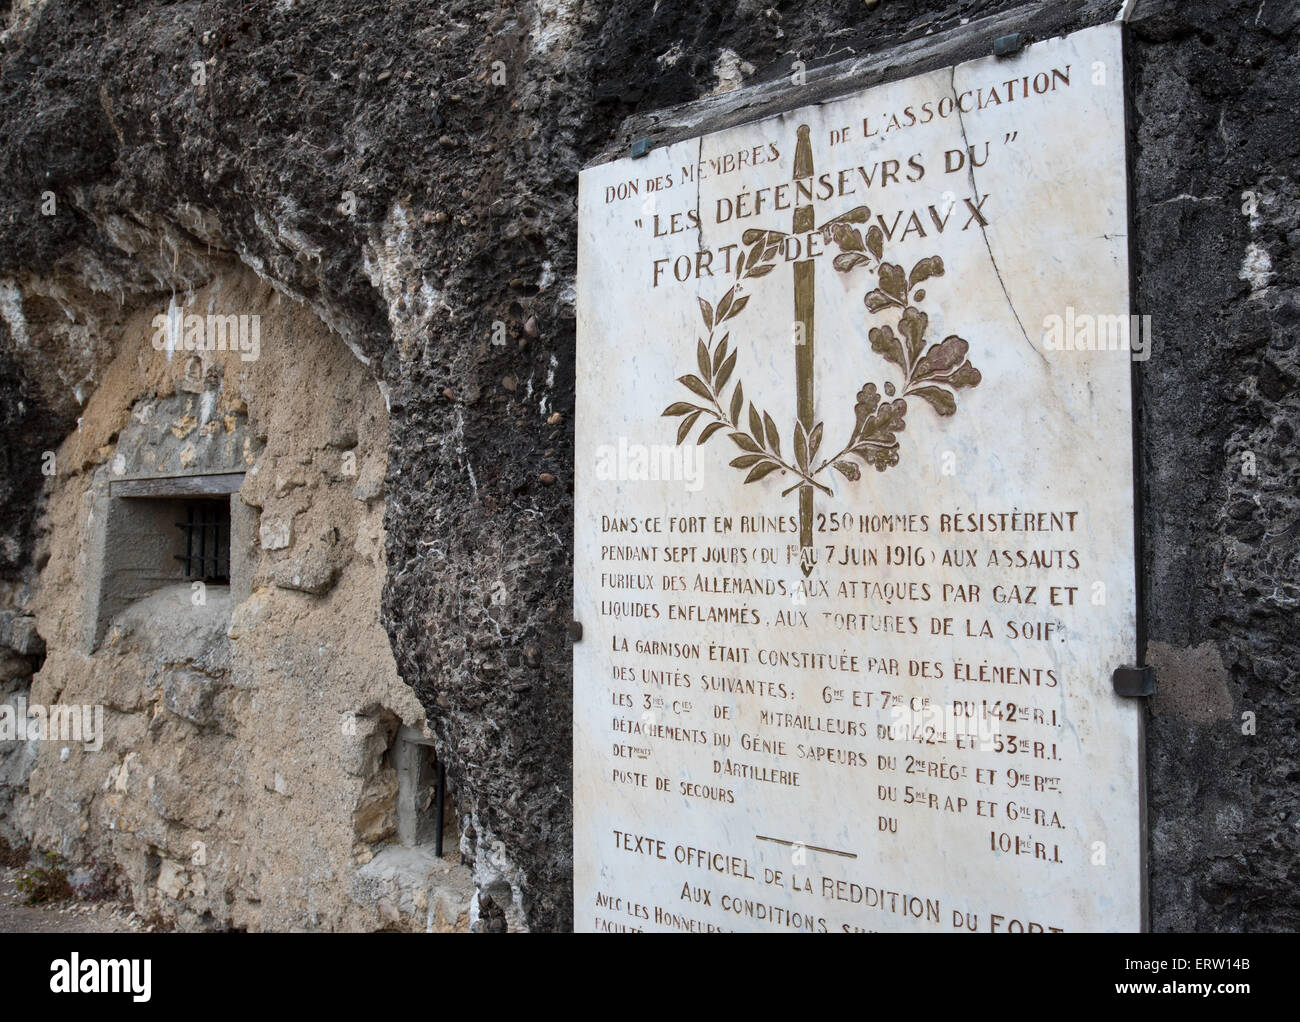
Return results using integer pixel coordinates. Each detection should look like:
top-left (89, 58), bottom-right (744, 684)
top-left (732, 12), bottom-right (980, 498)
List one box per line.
top-left (591, 0), bottom-right (1123, 167)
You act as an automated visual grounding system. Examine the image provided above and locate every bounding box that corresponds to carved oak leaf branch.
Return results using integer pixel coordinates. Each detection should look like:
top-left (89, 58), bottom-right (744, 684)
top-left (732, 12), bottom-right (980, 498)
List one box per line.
top-left (815, 382), bottom-right (907, 482)
top-left (816, 206), bottom-right (884, 274)
top-left (865, 255), bottom-right (981, 416)
top-left (814, 252), bottom-right (981, 484)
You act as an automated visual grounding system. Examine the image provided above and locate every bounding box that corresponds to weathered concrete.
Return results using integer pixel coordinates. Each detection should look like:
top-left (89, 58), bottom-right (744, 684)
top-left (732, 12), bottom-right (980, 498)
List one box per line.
top-left (1, 270), bottom-right (473, 931)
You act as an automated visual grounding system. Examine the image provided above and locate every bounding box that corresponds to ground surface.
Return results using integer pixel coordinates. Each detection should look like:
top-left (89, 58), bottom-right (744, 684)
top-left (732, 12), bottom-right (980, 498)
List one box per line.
top-left (0, 866), bottom-right (144, 934)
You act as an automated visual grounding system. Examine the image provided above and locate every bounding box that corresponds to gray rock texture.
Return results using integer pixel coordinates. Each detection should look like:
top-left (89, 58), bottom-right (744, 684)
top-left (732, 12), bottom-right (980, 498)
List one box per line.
top-left (0, 0), bottom-right (1296, 931)
top-left (1130, 0), bottom-right (1300, 932)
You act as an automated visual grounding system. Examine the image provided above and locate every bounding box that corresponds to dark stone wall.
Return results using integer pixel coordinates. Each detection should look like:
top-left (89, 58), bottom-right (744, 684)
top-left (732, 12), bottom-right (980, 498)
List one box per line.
top-left (0, 334), bottom-right (68, 578)
top-left (1130, 0), bottom-right (1300, 932)
top-left (0, 0), bottom-right (1295, 930)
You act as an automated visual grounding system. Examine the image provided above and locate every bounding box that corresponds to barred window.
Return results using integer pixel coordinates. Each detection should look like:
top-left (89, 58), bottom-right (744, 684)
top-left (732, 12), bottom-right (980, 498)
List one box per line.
top-left (174, 500), bottom-right (230, 583)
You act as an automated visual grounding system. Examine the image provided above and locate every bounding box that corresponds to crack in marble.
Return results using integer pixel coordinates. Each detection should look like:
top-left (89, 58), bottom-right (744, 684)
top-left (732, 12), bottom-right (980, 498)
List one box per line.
top-left (694, 135), bottom-right (705, 253)
top-left (950, 66), bottom-right (1047, 367)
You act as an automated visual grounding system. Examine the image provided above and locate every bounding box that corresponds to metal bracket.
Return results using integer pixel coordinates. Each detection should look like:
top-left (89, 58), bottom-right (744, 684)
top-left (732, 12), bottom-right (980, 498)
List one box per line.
top-left (568, 620), bottom-right (584, 642)
top-left (630, 137), bottom-right (652, 159)
top-left (1112, 664), bottom-right (1155, 698)
top-left (993, 33), bottom-right (1025, 58)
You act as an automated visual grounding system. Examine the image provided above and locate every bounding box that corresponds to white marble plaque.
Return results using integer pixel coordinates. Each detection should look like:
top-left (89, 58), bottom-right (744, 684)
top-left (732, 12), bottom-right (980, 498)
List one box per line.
top-left (575, 23), bottom-right (1142, 933)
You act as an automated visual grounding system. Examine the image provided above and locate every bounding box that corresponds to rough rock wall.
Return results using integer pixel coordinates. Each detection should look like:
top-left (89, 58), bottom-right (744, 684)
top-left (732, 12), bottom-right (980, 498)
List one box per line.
top-left (1131, 0), bottom-right (1300, 931)
top-left (0, 0), bottom-right (1295, 931)
top-left (7, 268), bottom-right (470, 931)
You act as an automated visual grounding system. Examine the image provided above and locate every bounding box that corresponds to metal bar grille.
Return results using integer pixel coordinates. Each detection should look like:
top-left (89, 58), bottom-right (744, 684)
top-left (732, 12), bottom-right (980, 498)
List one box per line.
top-left (174, 501), bottom-right (229, 582)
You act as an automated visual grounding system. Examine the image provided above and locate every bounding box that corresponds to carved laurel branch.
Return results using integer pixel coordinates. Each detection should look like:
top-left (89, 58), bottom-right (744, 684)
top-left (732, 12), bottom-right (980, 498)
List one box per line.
top-left (662, 205), bottom-right (982, 493)
top-left (661, 319), bottom-right (835, 497)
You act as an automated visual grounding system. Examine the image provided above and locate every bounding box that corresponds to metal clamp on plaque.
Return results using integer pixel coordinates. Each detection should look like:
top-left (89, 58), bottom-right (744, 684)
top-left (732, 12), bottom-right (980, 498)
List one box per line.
top-left (993, 33), bottom-right (1026, 57)
top-left (1112, 665), bottom-right (1155, 698)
